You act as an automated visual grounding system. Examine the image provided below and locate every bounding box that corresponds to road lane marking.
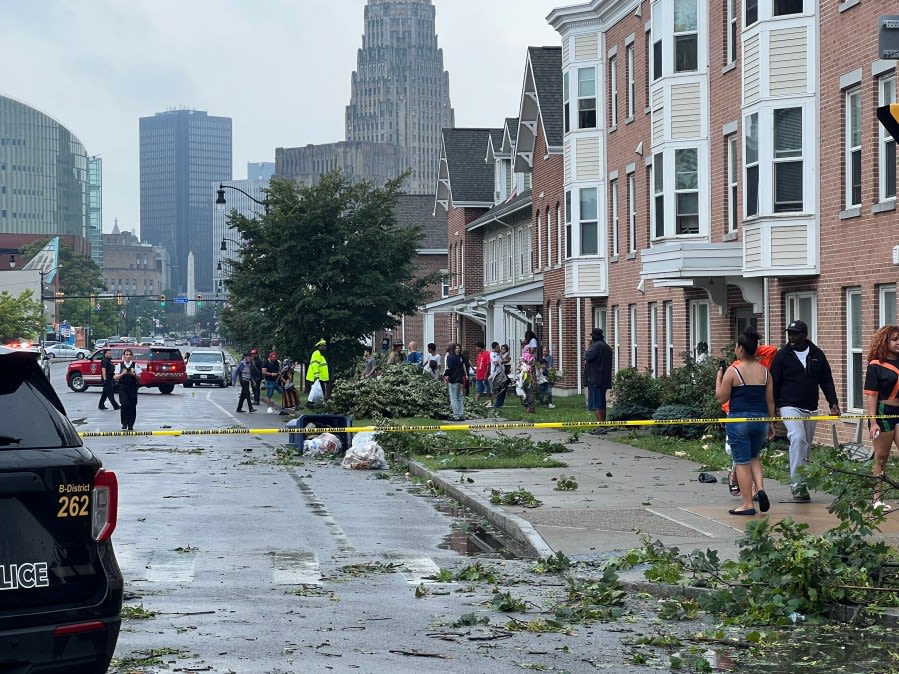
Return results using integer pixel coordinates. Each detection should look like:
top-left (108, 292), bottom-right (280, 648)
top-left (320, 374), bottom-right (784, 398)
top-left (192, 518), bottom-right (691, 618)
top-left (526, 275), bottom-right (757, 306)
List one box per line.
top-left (272, 551), bottom-right (322, 586)
top-left (386, 553), bottom-right (442, 585)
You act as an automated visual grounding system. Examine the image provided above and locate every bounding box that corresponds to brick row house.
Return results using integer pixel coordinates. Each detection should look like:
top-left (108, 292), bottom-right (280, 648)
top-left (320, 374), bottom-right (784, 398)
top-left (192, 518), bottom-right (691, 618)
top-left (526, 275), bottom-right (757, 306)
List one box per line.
top-left (421, 0), bottom-right (898, 443)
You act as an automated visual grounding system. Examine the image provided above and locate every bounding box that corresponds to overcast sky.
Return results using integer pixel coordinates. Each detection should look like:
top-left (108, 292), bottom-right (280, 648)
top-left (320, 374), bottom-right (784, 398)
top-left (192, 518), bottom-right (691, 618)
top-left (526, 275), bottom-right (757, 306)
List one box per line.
top-left (1, 0), bottom-right (561, 236)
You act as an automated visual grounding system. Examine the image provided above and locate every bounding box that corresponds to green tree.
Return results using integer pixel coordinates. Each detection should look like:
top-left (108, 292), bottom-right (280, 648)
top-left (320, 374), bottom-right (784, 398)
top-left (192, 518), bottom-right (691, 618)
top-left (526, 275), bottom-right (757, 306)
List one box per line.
top-left (0, 290), bottom-right (44, 343)
top-left (220, 173), bottom-right (435, 370)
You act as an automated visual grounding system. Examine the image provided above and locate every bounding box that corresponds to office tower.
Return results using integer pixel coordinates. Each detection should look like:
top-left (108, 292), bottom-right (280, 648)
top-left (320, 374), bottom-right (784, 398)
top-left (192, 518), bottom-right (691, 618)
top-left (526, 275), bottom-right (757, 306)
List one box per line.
top-left (139, 109), bottom-right (232, 292)
top-left (247, 162), bottom-right (274, 181)
top-left (345, 0), bottom-right (455, 194)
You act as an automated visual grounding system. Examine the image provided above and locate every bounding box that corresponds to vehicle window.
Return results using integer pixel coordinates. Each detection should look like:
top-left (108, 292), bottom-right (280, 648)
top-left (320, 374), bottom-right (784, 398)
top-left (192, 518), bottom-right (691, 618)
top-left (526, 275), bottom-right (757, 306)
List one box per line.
top-left (190, 353), bottom-right (221, 363)
top-left (0, 361), bottom-right (81, 449)
top-left (148, 349), bottom-right (183, 361)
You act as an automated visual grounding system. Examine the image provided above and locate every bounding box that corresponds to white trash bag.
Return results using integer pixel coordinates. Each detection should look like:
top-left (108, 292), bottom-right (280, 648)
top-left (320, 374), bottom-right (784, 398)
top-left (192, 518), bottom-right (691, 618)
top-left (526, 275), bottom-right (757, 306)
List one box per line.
top-left (341, 431), bottom-right (388, 470)
top-left (302, 432), bottom-right (342, 458)
top-left (308, 379), bottom-right (324, 404)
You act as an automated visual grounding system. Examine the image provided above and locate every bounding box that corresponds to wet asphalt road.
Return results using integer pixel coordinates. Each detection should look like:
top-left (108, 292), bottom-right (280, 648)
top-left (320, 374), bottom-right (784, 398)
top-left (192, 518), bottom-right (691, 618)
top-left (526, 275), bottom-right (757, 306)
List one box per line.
top-left (50, 363), bottom-right (701, 673)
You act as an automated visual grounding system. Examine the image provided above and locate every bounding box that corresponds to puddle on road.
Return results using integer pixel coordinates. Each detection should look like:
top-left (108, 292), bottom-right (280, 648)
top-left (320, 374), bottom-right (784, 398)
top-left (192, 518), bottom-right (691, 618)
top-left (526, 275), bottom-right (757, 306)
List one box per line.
top-left (424, 495), bottom-right (525, 559)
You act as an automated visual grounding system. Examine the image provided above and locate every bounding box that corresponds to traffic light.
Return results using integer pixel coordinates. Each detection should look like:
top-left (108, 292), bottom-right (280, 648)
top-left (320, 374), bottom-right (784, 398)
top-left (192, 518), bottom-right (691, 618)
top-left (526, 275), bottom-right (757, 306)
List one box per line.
top-left (159, 294), bottom-right (166, 308)
top-left (197, 293), bottom-right (203, 308)
top-left (878, 104), bottom-right (899, 144)
top-left (55, 291), bottom-right (64, 304)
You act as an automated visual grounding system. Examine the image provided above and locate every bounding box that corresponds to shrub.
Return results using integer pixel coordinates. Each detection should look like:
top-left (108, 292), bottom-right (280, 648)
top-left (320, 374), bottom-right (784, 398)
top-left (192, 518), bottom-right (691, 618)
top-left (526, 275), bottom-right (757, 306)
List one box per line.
top-left (650, 404), bottom-right (705, 440)
top-left (657, 353), bottom-right (723, 424)
top-left (611, 367), bottom-right (661, 409)
top-left (608, 401), bottom-right (656, 422)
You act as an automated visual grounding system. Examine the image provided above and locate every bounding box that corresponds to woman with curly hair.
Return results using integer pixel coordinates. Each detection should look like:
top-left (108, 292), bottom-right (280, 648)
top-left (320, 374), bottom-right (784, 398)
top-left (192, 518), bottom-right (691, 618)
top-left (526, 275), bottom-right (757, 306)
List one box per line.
top-left (864, 325), bottom-right (899, 510)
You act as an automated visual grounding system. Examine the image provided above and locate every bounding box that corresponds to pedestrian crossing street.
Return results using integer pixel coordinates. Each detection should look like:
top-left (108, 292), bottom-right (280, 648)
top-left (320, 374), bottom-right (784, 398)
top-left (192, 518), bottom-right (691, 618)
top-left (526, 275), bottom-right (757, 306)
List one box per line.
top-left (116, 547), bottom-right (445, 590)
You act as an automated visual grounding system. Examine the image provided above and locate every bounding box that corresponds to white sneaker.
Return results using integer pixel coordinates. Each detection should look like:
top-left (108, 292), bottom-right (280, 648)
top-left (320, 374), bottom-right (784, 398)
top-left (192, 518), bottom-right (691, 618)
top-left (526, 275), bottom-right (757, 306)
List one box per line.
top-left (548, 404), bottom-right (556, 409)
top-left (267, 406), bottom-right (274, 414)
top-left (873, 500), bottom-right (893, 512)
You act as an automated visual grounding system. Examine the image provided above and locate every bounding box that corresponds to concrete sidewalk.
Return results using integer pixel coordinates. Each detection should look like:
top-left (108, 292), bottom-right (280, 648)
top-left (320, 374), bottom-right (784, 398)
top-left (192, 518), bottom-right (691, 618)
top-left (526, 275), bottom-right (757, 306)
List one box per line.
top-left (407, 427), bottom-right (899, 561)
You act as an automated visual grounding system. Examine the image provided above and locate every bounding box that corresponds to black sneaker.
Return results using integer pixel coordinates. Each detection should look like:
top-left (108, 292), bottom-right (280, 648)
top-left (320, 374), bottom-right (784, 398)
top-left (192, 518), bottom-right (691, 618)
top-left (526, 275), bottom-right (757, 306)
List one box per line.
top-left (589, 428), bottom-right (608, 436)
top-left (236, 409), bottom-right (246, 413)
top-left (791, 486), bottom-right (811, 502)
top-left (98, 406), bottom-right (108, 410)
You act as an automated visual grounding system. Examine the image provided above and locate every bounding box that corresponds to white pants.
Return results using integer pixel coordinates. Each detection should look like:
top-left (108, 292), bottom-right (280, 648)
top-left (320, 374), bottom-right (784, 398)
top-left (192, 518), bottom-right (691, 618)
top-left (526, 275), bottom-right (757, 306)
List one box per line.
top-left (779, 406), bottom-right (817, 485)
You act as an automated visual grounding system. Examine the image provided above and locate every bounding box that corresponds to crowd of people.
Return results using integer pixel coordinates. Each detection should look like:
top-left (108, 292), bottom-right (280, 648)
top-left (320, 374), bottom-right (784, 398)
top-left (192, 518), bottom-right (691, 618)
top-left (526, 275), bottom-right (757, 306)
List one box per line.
top-left (230, 341), bottom-right (330, 414)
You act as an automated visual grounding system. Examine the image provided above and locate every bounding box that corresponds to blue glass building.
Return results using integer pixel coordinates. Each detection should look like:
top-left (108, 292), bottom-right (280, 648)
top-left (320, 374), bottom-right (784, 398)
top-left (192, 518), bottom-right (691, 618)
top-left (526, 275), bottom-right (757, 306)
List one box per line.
top-left (139, 109), bottom-right (232, 293)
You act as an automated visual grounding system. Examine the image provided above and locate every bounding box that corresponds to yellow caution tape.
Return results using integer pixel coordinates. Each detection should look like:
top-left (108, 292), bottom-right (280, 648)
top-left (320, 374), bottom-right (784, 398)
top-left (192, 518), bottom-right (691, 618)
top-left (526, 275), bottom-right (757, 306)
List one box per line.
top-left (77, 414), bottom-right (886, 439)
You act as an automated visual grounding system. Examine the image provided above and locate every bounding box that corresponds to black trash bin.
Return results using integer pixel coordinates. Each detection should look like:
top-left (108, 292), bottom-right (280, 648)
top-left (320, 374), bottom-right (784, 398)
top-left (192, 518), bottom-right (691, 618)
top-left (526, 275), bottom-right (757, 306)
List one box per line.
top-left (288, 414), bottom-right (354, 452)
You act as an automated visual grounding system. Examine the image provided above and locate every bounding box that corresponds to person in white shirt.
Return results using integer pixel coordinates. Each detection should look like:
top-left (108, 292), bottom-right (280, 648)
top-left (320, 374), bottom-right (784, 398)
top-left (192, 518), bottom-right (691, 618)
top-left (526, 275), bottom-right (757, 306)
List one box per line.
top-left (424, 342), bottom-right (442, 380)
top-left (114, 349), bottom-right (143, 431)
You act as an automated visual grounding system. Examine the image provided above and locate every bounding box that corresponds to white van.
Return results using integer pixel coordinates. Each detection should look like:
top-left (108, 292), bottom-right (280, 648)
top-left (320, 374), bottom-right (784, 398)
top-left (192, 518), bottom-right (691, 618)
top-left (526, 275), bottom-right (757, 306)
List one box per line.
top-left (184, 350), bottom-right (230, 387)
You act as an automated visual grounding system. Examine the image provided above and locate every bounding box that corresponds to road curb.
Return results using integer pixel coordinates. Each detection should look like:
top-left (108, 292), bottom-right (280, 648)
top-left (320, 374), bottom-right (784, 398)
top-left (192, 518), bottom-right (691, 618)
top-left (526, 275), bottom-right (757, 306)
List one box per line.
top-left (405, 459), bottom-right (556, 559)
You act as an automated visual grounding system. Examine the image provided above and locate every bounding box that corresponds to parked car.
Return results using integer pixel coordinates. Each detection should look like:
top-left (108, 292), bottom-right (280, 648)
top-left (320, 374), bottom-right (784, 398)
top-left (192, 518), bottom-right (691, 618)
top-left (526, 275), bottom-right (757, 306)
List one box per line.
top-left (184, 349), bottom-right (230, 388)
top-left (66, 346), bottom-right (187, 394)
top-left (94, 338), bottom-right (109, 350)
top-left (0, 344), bottom-right (123, 672)
top-left (44, 343), bottom-right (89, 360)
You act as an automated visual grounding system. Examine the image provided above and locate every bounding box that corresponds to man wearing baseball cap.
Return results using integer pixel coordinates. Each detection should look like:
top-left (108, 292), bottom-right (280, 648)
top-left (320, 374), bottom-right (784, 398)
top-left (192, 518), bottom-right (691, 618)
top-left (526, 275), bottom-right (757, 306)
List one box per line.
top-left (770, 319), bottom-right (840, 501)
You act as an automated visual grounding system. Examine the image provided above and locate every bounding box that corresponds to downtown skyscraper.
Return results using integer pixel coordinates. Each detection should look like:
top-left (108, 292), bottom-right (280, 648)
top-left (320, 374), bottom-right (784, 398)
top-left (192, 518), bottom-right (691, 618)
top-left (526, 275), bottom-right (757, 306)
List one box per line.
top-left (139, 109), bottom-right (231, 293)
top-left (345, 0), bottom-right (454, 194)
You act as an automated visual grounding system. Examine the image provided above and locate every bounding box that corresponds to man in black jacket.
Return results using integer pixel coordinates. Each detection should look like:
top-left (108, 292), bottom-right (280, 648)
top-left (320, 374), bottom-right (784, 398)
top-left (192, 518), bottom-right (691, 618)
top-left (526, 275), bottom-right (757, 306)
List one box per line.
top-left (770, 320), bottom-right (840, 501)
top-left (98, 348), bottom-right (120, 411)
top-left (584, 328), bottom-right (613, 435)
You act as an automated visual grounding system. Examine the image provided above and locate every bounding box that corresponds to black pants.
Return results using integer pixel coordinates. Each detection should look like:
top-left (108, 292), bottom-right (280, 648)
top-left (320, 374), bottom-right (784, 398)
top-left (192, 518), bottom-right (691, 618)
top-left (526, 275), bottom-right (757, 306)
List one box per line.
top-left (118, 384), bottom-right (138, 430)
top-left (99, 380), bottom-right (119, 409)
top-left (237, 380), bottom-right (254, 411)
top-left (251, 380), bottom-right (261, 404)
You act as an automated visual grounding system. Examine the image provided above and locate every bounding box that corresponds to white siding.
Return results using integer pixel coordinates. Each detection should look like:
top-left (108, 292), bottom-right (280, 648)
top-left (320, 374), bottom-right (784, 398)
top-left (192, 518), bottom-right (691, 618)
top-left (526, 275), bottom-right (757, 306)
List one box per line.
top-left (574, 33), bottom-right (599, 61)
top-left (651, 88), bottom-right (665, 145)
top-left (575, 137), bottom-right (601, 180)
top-left (771, 226), bottom-right (808, 266)
top-left (562, 36), bottom-right (570, 67)
top-left (564, 138), bottom-right (572, 183)
top-left (744, 228), bottom-right (762, 268)
top-left (770, 28), bottom-right (808, 96)
top-left (743, 34), bottom-right (761, 105)
top-left (670, 83), bottom-right (702, 139)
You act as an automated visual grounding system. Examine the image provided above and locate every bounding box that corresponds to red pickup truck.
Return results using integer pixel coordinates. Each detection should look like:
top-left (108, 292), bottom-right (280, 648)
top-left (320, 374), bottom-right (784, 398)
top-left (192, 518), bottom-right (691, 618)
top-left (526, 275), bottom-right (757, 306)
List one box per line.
top-left (66, 345), bottom-right (187, 394)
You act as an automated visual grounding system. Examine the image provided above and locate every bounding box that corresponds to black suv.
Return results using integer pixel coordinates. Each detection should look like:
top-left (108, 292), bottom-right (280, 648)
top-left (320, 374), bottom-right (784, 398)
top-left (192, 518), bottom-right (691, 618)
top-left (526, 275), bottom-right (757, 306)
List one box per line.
top-left (0, 345), bottom-right (122, 673)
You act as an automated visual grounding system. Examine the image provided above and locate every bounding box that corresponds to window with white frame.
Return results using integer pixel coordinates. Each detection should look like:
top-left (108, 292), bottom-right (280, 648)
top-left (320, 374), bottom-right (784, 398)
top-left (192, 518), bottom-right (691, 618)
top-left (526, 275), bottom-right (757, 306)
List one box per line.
top-left (653, 153), bottom-right (664, 237)
top-left (557, 203), bottom-right (563, 266)
top-left (881, 285), bottom-right (897, 326)
top-left (664, 301), bottom-right (674, 375)
top-left (609, 55), bottom-right (618, 128)
top-left (546, 208), bottom-right (552, 269)
top-left (726, 0), bottom-right (737, 65)
top-left (649, 303), bottom-right (659, 377)
top-left (745, 112), bottom-right (759, 217)
top-left (610, 179), bottom-right (619, 257)
top-left (774, 107), bottom-right (803, 212)
top-left (563, 71), bottom-right (570, 134)
top-left (645, 30), bottom-right (652, 103)
top-left (522, 225), bottom-right (531, 275)
top-left (488, 239), bottom-right (497, 282)
top-left (727, 135), bottom-right (739, 232)
top-left (653, 39), bottom-right (662, 81)
top-left (440, 269), bottom-right (449, 297)
top-left (846, 288), bottom-right (863, 411)
top-left (845, 88), bottom-right (862, 208)
top-left (629, 304), bottom-right (638, 367)
top-left (578, 67), bottom-right (597, 129)
top-left (565, 191), bottom-right (573, 258)
top-left (546, 304), bottom-right (553, 359)
top-left (626, 44), bottom-right (635, 118)
top-left (612, 305), bottom-right (621, 373)
top-left (689, 300), bottom-right (710, 360)
top-left (628, 171), bottom-right (637, 253)
top-left (675, 148), bottom-right (699, 234)
top-left (674, 0), bottom-right (698, 73)
top-left (774, 0), bottom-right (802, 16)
top-left (880, 75), bottom-right (897, 201)
top-left (580, 188), bottom-right (598, 255)
top-left (536, 211), bottom-right (543, 270)
top-left (745, 0), bottom-right (758, 26)
top-left (785, 291), bottom-right (816, 340)
top-left (505, 233), bottom-right (512, 279)
top-left (594, 306), bottom-right (608, 336)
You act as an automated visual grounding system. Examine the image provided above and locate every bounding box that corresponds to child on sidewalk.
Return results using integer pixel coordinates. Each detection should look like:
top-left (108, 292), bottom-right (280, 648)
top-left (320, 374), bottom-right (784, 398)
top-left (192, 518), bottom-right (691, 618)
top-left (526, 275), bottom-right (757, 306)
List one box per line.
top-left (535, 357), bottom-right (556, 408)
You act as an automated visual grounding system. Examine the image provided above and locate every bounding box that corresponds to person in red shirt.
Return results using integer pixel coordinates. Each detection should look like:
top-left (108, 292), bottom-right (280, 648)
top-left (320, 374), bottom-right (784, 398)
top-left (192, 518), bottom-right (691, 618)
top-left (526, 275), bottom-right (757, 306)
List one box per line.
top-left (474, 341), bottom-right (492, 404)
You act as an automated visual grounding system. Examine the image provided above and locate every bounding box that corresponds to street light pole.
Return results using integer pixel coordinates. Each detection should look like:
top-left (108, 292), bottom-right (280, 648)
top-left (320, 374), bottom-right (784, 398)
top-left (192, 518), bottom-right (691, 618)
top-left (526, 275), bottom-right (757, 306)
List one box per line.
top-left (215, 184), bottom-right (270, 214)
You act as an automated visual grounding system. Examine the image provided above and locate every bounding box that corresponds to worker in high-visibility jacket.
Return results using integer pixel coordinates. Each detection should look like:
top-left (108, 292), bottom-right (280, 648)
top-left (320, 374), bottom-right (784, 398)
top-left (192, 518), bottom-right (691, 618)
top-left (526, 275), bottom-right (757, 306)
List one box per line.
top-left (306, 338), bottom-right (330, 401)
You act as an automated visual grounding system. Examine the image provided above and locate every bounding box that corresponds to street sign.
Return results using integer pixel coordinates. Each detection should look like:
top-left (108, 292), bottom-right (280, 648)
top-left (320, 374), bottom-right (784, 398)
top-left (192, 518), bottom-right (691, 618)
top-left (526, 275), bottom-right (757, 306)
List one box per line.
top-left (880, 16), bottom-right (899, 60)
top-left (174, 296), bottom-right (189, 304)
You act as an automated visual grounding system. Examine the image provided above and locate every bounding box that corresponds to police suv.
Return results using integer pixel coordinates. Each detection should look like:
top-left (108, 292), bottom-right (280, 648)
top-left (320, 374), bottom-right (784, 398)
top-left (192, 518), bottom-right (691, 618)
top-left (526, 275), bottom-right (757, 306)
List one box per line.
top-left (0, 345), bottom-right (123, 672)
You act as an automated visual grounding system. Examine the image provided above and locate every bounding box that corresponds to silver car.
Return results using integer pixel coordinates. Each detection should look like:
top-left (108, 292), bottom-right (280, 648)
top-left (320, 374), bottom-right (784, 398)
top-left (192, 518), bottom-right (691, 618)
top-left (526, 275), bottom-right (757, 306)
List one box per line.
top-left (44, 343), bottom-right (89, 360)
top-left (184, 350), bottom-right (230, 387)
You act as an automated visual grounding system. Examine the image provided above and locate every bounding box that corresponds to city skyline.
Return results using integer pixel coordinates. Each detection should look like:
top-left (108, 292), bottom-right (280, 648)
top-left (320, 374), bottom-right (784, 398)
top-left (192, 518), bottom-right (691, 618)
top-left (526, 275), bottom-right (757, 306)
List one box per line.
top-left (0, 0), bottom-right (560, 237)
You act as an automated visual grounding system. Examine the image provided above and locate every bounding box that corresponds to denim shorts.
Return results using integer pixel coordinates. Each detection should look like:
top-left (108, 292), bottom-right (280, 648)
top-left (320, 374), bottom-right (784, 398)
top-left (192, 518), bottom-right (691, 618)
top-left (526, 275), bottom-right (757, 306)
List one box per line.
top-left (476, 379), bottom-right (490, 395)
top-left (587, 385), bottom-right (607, 411)
top-left (726, 413), bottom-right (768, 465)
top-left (265, 379), bottom-right (282, 397)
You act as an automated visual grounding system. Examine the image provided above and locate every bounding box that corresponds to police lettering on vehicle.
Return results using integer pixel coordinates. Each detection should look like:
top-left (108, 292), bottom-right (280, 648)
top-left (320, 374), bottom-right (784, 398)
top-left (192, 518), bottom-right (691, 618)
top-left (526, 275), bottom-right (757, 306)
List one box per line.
top-left (0, 563), bottom-right (50, 591)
